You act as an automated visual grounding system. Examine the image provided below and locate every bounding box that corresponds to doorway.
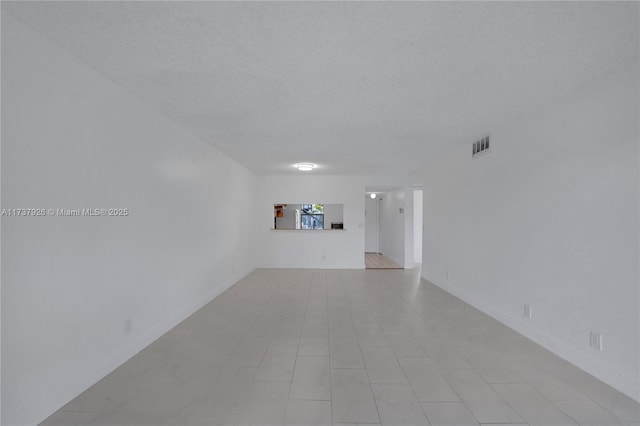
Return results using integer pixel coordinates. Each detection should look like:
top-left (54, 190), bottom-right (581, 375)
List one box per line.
top-left (365, 193), bottom-right (379, 253)
top-left (365, 193), bottom-right (402, 269)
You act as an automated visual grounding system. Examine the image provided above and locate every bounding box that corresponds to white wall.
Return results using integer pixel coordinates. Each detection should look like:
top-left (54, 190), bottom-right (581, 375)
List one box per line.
top-left (275, 204), bottom-right (296, 229)
top-left (364, 196), bottom-right (379, 252)
top-left (256, 175), bottom-right (365, 269)
top-left (323, 204), bottom-right (343, 230)
top-left (403, 189), bottom-right (414, 269)
top-left (379, 191), bottom-right (401, 266)
top-left (378, 188), bottom-right (414, 268)
top-left (1, 15), bottom-right (256, 425)
top-left (414, 60), bottom-right (639, 401)
top-left (413, 190), bottom-right (423, 263)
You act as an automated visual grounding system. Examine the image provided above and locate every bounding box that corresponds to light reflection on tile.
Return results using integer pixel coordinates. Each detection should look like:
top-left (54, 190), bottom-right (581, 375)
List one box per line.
top-left (39, 269), bottom-right (638, 426)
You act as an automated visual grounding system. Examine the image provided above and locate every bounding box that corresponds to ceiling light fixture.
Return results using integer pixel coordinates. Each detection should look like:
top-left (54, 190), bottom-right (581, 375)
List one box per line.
top-left (370, 193), bottom-right (377, 199)
top-left (296, 163), bottom-right (316, 171)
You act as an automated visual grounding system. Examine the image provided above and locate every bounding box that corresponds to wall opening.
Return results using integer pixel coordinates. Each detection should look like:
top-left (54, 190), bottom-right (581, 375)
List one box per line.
top-left (365, 194), bottom-right (379, 253)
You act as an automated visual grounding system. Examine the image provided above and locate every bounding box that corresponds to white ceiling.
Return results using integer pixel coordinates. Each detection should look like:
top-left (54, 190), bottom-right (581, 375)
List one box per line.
top-left (3, 1), bottom-right (638, 176)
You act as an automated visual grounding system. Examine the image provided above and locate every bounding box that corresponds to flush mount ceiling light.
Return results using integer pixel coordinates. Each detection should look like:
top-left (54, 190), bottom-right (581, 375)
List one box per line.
top-left (370, 193), bottom-right (377, 199)
top-left (295, 163), bottom-right (316, 171)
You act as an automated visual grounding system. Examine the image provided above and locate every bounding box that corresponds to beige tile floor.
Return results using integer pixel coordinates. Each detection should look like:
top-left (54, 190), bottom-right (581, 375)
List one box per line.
top-left (41, 269), bottom-right (640, 426)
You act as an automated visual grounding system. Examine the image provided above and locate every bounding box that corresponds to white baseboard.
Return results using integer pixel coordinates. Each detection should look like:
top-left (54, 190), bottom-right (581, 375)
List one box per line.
top-left (422, 272), bottom-right (640, 403)
top-left (32, 269), bottom-right (254, 426)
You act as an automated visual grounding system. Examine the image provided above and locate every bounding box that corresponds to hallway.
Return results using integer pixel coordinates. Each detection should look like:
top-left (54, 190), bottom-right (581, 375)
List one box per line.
top-left (41, 269), bottom-right (639, 425)
top-left (365, 253), bottom-right (402, 269)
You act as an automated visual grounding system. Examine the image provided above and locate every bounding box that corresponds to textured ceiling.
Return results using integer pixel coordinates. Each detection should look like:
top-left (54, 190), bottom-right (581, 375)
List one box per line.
top-left (3, 1), bottom-right (638, 175)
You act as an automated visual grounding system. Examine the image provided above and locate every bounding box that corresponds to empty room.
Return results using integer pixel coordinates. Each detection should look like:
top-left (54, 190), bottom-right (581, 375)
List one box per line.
top-left (1, 1), bottom-right (638, 425)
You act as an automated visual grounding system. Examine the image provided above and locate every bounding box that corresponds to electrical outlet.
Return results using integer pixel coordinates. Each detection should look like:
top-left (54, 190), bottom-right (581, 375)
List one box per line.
top-left (590, 331), bottom-right (603, 351)
top-left (446, 271), bottom-right (451, 280)
top-left (523, 304), bottom-right (532, 319)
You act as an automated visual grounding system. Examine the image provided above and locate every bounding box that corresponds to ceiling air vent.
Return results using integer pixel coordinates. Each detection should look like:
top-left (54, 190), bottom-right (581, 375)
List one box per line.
top-left (472, 135), bottom-right (491, 158)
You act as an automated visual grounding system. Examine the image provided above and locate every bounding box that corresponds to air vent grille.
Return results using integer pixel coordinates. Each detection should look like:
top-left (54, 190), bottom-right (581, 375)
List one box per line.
top-left (472, 136), bottom-right (490, 158)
